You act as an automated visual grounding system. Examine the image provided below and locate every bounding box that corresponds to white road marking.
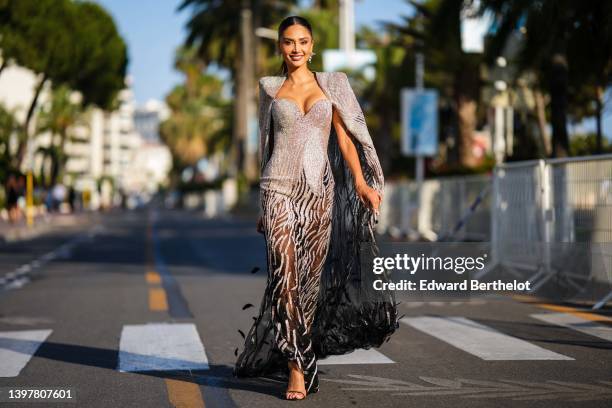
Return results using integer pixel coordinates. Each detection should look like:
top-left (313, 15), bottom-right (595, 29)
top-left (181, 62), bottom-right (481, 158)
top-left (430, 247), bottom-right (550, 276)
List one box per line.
top-left (5, 277), bottom-right (30, 289)
top-left (0, 316), bottom-right (55, 326)
top-left (531, 313), bottom-right (612, 342)
top-left (40, 252), bottom-right (56, 261)
top-left (16, 265), bottom-right (30, 273)
top-left (1, 227), bottom-right (100, 291)
top-left (118, 323), bottom-right (209, 372)
top-left (402, 316), bottom-right (574, 360)
top-left (0, 329), bottom-right (53, 377)
top-left (318, 348), bottom-right (394, 365)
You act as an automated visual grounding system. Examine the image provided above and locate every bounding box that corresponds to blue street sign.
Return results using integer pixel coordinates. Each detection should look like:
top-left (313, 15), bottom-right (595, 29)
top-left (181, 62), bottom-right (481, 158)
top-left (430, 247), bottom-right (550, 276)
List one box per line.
top-left (401, 89), bottom-right (439, 156)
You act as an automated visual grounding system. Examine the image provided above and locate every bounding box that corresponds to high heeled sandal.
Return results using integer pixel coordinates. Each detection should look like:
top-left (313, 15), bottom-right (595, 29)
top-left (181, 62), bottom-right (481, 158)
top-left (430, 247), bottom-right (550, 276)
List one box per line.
top-left (285, 361), bottom-right (307, 400)
top-left (285, 390), bottom-right (306, 400)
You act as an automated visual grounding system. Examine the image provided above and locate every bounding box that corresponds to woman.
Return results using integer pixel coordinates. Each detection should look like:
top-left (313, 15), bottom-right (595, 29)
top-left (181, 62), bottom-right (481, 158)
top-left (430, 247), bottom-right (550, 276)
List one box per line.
top-left (234, 15), bottom-right (399, 401)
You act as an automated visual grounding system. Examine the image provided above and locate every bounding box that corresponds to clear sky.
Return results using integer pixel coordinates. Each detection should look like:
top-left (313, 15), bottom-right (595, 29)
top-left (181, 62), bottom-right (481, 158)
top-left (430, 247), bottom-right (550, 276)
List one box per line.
top-left (94, 0), bottom-right (408, 104)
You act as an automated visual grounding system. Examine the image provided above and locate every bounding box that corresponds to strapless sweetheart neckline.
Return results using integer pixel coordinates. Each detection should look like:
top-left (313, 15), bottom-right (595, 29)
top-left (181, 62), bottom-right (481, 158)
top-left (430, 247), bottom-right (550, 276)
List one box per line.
top-left (273, 97), bottom-right (331, 117)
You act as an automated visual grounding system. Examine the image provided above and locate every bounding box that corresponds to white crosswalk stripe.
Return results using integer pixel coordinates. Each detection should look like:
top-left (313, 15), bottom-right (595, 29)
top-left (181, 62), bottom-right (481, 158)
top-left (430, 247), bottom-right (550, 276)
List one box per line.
top-left (5, 315), bottom-right (596, 380)
top-left (0, 329), bottom-right (53, 377)
top-left (318, 348), bottom-right (395, 365)
top-left (402, 316), bottom-right (574, 360)
top-left (117, 323), bottom-right (209, 372)
top-left (530, 313), bottom-right (612, 342)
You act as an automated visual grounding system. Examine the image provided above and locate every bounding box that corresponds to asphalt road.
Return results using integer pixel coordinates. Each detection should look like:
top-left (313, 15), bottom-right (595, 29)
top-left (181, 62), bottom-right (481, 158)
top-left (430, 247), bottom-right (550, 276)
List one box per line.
top-left (0, 207), bottom-right (611, 408)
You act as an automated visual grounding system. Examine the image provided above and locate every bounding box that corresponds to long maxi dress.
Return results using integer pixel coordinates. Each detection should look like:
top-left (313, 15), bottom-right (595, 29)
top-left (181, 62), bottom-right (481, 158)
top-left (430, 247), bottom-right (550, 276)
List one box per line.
top-left (234, 71), bottom-right (399, 394)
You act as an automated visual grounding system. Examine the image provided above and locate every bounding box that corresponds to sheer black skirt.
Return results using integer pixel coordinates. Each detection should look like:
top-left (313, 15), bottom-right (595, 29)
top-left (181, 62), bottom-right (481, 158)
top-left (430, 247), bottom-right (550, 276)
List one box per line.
top-left (234, 163), bottom-right (398, 394)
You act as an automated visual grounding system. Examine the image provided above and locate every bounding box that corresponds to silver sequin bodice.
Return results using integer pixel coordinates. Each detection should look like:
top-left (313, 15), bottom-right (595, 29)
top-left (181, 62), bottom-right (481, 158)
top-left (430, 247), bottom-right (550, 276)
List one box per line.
top-left (260, 97), bottom-right (334, 197)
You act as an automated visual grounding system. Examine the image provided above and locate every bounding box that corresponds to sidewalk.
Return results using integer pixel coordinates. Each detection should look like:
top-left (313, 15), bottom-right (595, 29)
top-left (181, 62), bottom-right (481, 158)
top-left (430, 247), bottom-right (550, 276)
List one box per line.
top-left (0, 211), bottom-right (98, 243)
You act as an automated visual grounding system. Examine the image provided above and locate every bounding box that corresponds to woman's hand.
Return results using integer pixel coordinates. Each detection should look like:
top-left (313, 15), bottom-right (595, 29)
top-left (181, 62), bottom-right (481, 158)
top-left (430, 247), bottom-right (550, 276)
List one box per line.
top-left (256, 215), bottom-right (264, 234)
top-left (355, 181), bottom-right (382, 215)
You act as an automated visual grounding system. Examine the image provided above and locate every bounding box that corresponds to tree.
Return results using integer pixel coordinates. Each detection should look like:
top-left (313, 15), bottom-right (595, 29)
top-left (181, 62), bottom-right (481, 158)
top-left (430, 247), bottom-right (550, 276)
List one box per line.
top-left (358, 26), bottom-right (410, 176)
top-left (35, 86), bottom-right (83, 187)
top-left (160, 47), bottom-right (232, 175)
top-left (177, 0), bottom-right (298, 178)
top-left (0, 103), bottom-right (18, 183)
top-left (478, 0), bottom-right (612, 157)
top-left (70, 1), bottom-right (129, 110)
top-left (1, 0), bottom-right (77, 168)
top-left (385, 0), bottom-right (484, 168)
top-left (0, 0), bottom-right (128, 169)
top-left (178, 0), bottom-right (297, 76)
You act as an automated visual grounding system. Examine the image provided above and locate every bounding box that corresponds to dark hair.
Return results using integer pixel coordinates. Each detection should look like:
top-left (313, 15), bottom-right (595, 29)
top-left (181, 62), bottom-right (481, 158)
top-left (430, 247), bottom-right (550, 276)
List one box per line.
top-left (277, 15), bottom-right (313, 76)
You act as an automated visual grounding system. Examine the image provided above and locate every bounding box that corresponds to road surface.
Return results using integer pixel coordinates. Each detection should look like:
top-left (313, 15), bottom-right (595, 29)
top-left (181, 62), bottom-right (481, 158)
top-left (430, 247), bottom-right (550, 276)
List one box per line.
top-left (1, 207), bottom-right (611, 407)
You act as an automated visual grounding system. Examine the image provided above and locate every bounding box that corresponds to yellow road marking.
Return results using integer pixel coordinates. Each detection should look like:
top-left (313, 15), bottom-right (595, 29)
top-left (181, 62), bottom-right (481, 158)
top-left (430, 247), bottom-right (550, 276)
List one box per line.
top-left (165, 378), bottom-right (205, 408)
top-left (534, 303), bottom-right (612, 323)
top-left (146, 211), bottom-right (167, 312)
top-left (511, 294), bottom-right (541, 303)
top-left (512, 295), bottom-right (611, 322)
top-left (146, 211), bottom-right (205, 406)
top-left (149, 287), bottom-right (168, 311)
top-left (146, 271), bottom-right (162, 284)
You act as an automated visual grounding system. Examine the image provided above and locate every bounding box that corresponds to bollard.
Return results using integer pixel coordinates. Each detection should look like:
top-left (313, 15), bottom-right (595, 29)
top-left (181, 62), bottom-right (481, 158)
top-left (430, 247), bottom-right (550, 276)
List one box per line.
top-left (26, 170), bottom-right (34, 227)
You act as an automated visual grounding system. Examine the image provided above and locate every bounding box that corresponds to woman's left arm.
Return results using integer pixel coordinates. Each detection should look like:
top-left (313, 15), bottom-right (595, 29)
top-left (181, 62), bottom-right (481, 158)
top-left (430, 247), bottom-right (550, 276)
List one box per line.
top-left (332, 106), bottom-right (382, 212)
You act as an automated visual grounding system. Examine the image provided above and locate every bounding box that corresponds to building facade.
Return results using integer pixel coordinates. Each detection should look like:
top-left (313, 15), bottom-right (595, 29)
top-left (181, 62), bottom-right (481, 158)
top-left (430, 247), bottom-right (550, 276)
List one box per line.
top-left (0, 60), bottom-right (171, 210)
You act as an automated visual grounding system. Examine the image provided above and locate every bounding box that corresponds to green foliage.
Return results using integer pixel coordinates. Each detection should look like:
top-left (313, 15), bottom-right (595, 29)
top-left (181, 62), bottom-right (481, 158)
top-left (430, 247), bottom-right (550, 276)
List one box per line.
top-left (0, 0), bottom-right (128, 169)
top-left (480, 0), bottom-right (612, 86)
top-left (177, 176), bottom-right (226, 193)
top-left (355, 25), bottom-right (411, 176)
top-left (37, 86), bottom-right (82, 137)
top-left (0, 0), bottom-right (127, 108)
top-left (235, 170), bottom-right (249, 197)
top-left (0, 103), bottom-right (18, 182)
top-left (569, 134), bottom-right (612, 156)
top-left (383, 0), bottom-right (484, 170)
top-left (479, 0), bottom-right (612, 155)
top-left (36, 85), bottom-right (84, 186)
top-left (171, 0), bottom-right (612, 179)
top-left (178, 0), bottom-right (298, 75)
top-left (0, 0), bottom-right (74, 82)
top-left (70, 2), bottom-right (129, 110)
top-left (160, 47), bottom-right (232, 172)
top-left (429, 154), bottom-right (496, 176)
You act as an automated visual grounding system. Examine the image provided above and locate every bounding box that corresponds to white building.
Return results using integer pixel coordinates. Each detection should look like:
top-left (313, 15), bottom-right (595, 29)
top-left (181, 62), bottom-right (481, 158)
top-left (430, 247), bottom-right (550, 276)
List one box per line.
top-left (71, 82), bottom-right (146, 209)
top-left (134, 99), bottom-right (170, 143)
top-left (0, 60), bottom-right (52, 173)
top-left (0, 60), bottom-right (170, 209)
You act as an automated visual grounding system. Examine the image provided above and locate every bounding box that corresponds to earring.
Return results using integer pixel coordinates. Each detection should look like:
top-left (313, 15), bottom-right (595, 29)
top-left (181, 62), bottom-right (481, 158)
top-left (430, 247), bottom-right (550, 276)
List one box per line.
top-left (308, 51), bottom-right (316, 63)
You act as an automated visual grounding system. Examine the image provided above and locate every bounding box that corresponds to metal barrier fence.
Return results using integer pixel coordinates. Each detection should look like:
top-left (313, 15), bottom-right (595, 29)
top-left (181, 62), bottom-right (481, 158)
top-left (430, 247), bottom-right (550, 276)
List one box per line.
top-left (379, 174), bottom-right (491, 242)
top-left (379, 154), bottom-right (612, 309)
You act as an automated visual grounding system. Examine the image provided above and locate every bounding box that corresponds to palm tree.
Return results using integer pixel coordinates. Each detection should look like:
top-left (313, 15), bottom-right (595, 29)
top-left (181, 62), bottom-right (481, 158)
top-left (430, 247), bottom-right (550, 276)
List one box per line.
top-left (0, 104), bottom-right (19, 183)
top-left (358, 26), bottom-right (410, 176)
top-left (478, 0), bottom-right (612, 157)
top-left (160, 48), bottom-right (232, 176)
top-left (177, 0), bottom-right (298, 179)
top-left (35, 85), bottom-right (83, 187)
top-left (385, 0), bottom-right (483, 169)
